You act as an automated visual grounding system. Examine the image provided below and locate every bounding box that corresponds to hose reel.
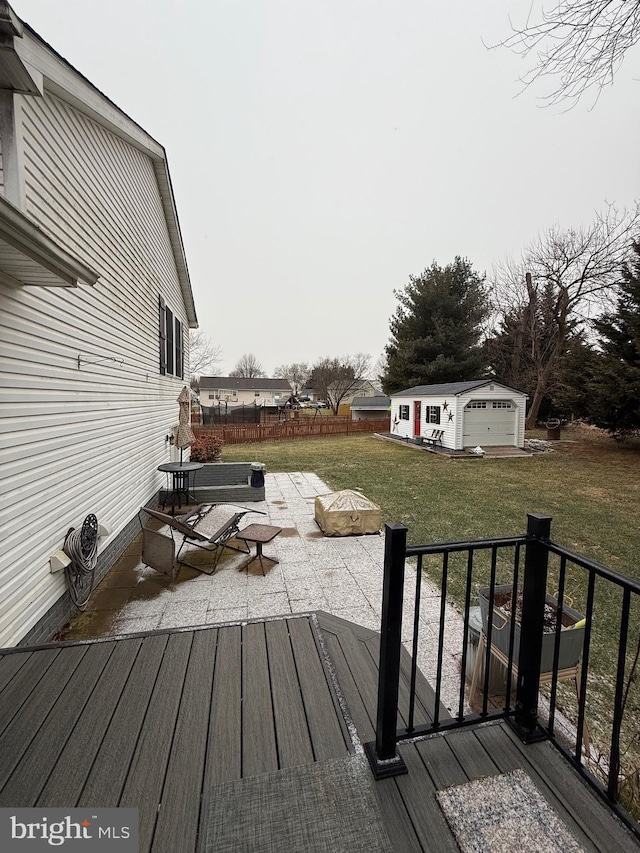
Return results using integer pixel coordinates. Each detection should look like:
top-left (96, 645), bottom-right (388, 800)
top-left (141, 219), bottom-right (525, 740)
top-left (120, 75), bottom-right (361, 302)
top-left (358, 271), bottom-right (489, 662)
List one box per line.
top-left (62, 513), bottom-right (99, 610)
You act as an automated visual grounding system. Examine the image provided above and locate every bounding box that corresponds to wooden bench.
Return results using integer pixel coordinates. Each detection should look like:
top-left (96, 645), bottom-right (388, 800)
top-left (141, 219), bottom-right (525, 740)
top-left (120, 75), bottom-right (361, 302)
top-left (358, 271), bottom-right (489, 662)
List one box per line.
top-left (160, 462), bottom-right (265, 505)
top-left (424, 429), bottom-right (444, 447)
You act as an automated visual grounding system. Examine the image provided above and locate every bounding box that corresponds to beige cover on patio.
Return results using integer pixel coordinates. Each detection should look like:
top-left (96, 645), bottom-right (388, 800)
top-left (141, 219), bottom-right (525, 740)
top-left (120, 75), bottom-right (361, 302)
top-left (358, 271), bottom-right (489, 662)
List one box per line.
top-left (314, 489), bottom-right (381, 536)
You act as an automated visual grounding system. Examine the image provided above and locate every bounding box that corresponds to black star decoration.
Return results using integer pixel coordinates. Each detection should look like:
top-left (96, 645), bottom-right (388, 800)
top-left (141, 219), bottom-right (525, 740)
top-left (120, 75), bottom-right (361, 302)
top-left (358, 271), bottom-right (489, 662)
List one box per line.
top-left (448, 411), bottom-right (454, 421)
top-left (442, 401), bottom-right (449, 411)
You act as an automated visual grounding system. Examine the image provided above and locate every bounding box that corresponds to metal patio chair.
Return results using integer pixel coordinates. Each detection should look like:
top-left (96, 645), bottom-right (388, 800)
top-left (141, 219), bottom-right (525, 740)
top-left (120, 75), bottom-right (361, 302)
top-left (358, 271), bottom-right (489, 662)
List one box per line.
top-left (139, 502), bottom-right (264, 576)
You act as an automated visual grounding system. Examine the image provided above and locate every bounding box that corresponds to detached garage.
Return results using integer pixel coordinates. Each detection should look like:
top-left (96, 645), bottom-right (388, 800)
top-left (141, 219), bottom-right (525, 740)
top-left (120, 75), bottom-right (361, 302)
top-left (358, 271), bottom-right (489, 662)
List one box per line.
top-left (390, 380), bottom-right (528, 450)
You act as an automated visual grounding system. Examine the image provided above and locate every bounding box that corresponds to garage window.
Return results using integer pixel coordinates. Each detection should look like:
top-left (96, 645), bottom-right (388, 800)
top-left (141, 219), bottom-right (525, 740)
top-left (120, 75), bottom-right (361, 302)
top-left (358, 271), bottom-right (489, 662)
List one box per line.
top-left (399, 405), bottom-right (410, 420)
top-left (467, 401), bottom-right (487, 409)
top-left (492, 402), bottom-right (512, 409)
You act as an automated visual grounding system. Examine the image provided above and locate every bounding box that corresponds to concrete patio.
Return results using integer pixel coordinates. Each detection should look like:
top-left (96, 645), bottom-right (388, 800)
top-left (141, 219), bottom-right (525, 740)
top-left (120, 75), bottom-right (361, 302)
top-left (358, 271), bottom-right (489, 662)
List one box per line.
top-left (57, 472), bottom-right (466, 714)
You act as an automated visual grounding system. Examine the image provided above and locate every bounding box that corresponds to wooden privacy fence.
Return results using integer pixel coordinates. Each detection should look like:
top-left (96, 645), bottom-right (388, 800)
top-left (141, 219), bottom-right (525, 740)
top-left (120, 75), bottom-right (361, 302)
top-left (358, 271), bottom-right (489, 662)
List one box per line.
top-left (193, 417), bottom-right (390, 446)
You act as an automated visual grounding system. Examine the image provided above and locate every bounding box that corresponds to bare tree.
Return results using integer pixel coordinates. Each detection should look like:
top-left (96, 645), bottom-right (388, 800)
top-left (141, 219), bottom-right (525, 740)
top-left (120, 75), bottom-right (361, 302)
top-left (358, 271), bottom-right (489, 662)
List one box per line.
top-left (498, 1), bottom-right (640, 107)
top-left (309, 353), bottom-right (371, 415)
top-left (372, 353), bottom-right (388, 387)
top-left (490, 204), bottom-right (640, 427)
top-left (274, 362), bottom-right (310, 396)
top-left (189, 330), bottom-right (222, 391)
top-left (230, 353), bottom-right (265, 378)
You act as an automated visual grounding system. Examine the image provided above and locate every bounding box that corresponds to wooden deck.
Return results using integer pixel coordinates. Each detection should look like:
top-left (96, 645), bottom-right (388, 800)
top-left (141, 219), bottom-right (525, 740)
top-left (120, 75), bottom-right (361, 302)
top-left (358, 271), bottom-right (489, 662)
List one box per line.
top-left (0, 612), bottom-right (637, 852)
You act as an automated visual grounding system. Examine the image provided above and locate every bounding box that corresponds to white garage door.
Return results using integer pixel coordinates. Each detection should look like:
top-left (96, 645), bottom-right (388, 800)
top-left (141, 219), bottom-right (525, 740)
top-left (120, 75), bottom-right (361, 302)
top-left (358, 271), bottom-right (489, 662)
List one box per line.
top-left (463, 401), bottom-right (516, 446)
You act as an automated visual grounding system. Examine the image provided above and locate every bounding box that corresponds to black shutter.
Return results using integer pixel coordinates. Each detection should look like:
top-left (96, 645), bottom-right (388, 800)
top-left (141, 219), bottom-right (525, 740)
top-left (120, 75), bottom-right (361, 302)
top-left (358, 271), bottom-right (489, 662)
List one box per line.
top-left (159, 296), bottom-right (167, 374)
top-left (175, 318), bottom-right (184, 379)
top-left (166, 306), bottom-right (174, 375)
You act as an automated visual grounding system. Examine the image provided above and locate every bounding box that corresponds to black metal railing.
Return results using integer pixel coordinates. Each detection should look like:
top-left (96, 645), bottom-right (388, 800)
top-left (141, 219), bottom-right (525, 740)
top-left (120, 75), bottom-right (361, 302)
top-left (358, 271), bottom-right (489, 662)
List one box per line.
top-left (365, 514), bottom-right (640, 834)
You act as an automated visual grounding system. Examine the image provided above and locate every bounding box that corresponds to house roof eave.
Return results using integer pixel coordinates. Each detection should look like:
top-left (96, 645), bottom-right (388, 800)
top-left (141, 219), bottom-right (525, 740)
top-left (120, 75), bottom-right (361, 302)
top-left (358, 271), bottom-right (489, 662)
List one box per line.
top-left (0, 194), bottom-right (99, 287)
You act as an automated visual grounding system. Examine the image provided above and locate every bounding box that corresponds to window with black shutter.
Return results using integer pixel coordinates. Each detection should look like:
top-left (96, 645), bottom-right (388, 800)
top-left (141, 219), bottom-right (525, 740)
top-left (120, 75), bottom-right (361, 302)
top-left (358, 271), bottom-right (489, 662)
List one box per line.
top-left (159, 295), bottom-right (185, 379)
top-left (427, 405), bottom-right (441, 424)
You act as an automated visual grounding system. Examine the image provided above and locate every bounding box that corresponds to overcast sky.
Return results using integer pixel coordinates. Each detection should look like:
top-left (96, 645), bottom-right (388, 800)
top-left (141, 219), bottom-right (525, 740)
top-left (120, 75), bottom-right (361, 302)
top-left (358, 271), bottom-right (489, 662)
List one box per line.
top-left (14, 1), bottom-right (640, 377)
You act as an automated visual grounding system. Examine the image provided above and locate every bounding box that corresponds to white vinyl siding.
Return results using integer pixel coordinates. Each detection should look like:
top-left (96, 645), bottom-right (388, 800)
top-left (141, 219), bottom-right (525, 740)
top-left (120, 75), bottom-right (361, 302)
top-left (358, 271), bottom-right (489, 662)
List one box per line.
top-left (0, 93), bottom-right (189, 646)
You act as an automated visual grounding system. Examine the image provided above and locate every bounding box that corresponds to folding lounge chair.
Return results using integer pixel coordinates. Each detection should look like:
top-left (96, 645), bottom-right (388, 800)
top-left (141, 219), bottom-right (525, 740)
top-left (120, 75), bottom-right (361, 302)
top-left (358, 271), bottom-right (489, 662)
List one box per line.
top-left (139, 503), bottom-right (263, 576)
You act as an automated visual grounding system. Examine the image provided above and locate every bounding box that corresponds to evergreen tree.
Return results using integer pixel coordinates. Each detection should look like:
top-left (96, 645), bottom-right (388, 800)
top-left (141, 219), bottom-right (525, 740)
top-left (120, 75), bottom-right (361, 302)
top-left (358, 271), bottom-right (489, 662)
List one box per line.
top-left (588, 241), bottom-right (640, 439)
top-left (382, 258), bottom-right (488, 394)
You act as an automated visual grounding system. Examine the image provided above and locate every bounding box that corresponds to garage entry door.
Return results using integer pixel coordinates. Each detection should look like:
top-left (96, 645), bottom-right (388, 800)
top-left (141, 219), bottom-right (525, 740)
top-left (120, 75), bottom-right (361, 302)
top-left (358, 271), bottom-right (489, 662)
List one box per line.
top-left (463, 401), bottom-right (516, 446)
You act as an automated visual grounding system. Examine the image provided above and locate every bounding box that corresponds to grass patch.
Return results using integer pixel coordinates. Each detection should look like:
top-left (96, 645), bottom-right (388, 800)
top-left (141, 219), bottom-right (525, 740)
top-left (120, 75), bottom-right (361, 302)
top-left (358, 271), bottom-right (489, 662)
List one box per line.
top-left (222, 424), bottom-right (640, 576)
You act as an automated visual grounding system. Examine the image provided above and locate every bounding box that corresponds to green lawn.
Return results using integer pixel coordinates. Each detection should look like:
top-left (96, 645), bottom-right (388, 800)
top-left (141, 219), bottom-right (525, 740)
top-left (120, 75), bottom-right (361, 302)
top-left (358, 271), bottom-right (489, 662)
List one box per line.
top-left (222, 424), bottom-right (640, 579)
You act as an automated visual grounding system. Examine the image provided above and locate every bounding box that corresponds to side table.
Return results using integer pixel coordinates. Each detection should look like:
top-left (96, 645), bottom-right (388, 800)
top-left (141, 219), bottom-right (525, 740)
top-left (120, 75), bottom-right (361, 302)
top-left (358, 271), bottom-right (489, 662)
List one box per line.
top-left (235, 524), bottom-right (282, 575)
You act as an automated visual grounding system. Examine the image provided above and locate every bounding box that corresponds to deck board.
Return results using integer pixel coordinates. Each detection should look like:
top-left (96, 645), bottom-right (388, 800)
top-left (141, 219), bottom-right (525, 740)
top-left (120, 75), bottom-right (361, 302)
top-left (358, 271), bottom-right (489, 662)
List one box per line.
top-left (321, 630), bottom-right (377, 742)
top-left (0, 650), bottom-right (35, 694)
top-left (119, 631), bottom-right (193, 853)
top-left (315, 611), bottom-right (444, 732)
top-left (204, 623), bottom-right (242, 786)
top-left (77, 633), bottom-right (169, 807)
top-left (288, 616), bottom-right (351, 760)
top-left (242, 621), bottom-right (279, 777)
top-left (0, 641), bottom-right (116, 806)
top-left (265, 619), bottom-right (315, 768)
top-left (0, 614), bottom-right (637, 853)
top-left (36, 637), bottom-right (144, 807)
top-left (205, 624), bottom-right (242, 786)
top-left (152, 629), bottom-right (218, 853)
top-left (0, 647), bottom-right (59, 737)
top-left (437, 726), bottom-right (500, 780)
top-left (393, 743), bottom-right (460, 853)
top-left (0, 644), bottom-right (87, 795)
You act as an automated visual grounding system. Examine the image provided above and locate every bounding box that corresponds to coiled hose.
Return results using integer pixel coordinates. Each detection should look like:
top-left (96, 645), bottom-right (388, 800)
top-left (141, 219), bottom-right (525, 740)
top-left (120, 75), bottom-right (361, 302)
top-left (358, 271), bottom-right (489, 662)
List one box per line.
top-left (63, 513), bottom-right (99, 610)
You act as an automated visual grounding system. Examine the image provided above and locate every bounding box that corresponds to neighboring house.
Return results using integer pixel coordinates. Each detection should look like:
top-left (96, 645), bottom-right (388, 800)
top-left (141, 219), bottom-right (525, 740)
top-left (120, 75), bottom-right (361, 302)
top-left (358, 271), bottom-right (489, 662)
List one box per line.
top-left (329, 378), bottom-right (382, 407)
top-left (350, 395), bottom-right (390, 421)
top-left (390, 381), bottom-right (528, 449)
top-left (0, 4), bottom-right (197, 647)
top-left (200, 376), bottom-right (291, 407)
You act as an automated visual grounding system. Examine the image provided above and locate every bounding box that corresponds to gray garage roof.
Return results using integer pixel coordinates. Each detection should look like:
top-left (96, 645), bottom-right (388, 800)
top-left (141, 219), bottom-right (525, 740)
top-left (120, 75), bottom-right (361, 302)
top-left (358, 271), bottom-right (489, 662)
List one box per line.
top-left (350, 396), bottom-right (390, 409)
top-left (392, 380), bottom-right (526, 397)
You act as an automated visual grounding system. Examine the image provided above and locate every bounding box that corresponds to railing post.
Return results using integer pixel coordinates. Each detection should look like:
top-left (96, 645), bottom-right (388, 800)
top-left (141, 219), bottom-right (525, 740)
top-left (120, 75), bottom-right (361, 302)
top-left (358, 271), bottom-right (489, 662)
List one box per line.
top-left (511, 513), bottom-right (552, 743)
top-left (364, 522), bottom-right (409, 778)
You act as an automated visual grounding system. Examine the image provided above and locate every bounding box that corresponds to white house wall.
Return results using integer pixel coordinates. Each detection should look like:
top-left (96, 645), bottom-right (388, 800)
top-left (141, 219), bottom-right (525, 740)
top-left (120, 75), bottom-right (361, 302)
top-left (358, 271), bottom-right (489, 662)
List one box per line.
top-left (0, 92), bottom-right (189, 646)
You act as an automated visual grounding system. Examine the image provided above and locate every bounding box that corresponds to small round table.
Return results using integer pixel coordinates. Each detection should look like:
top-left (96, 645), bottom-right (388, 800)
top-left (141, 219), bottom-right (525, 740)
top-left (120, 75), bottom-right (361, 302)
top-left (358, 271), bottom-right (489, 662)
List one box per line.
top-left (157, 461), bottom-right (203, 514)
top-left (235, 524), bottom-right (282, 575)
